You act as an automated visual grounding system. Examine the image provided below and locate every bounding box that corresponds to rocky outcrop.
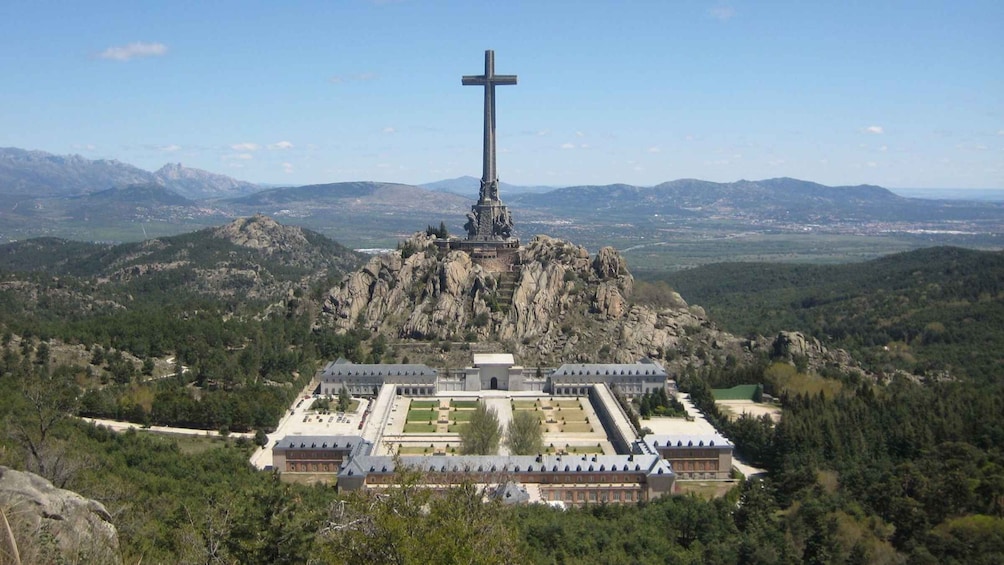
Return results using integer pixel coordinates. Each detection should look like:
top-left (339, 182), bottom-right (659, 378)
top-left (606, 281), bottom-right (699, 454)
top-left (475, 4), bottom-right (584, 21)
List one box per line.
top-left (772, 331), bottom-right (825, 359)
top-left (321, 234), bottom-right (747, 366)
top-left (212, 213), bottom-right (311, 253)
top-left (0, 466), bottom-right (120, 564)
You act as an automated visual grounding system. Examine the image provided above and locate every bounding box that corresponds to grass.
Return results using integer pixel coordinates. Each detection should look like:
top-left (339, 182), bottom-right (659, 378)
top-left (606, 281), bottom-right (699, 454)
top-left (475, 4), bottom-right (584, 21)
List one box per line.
top-left (712, 385), bottom-right (760, 401)
top-left (157, 433), bottom-right (233, 455)
top-left (410, 400), bottom-right (440, 409)
top-left (451, 411), bottom-right (475, 423)
top-left (512, 400), bottom-right (538, 410)
top-left (1, 505), bottom-right (19, 565)
top-left (766, 362), bottom-right (844, 398)
top-left (451, 400), bottom-right (479, 409)
top-left (448, 423), bottom-right (469, 433)
top-left (403, 423), bottom-right (438, 434)
top-left (554, 400), bottom-right (582, 409)
top-left (398, 446), bottom-right (435, 455)
top-left (406, 410), bottom-right (439, 422)
top-left (561, 423), bottom-right (593, 433)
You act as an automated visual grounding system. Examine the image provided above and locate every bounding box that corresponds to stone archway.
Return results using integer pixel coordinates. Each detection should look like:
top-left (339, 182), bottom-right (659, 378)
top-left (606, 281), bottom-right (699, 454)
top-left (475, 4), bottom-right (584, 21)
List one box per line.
top-left (490, 377), bottom-right (498, 390)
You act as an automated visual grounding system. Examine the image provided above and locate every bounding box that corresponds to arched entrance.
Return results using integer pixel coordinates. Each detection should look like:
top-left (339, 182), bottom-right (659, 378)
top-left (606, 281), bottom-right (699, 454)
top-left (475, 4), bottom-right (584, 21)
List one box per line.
top-left (490, 377), bottom-right (499, 390)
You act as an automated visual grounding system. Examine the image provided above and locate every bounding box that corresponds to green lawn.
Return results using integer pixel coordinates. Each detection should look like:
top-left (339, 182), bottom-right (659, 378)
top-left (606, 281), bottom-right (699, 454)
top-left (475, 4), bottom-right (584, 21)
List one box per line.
top-left (448, 423), bottom-right (469, 433)
top-left (410, 400), bottom-right (440, 409)
top-left (406, 410), bottom-right (439, 422)
top-left (561, 423), bottom-right (593, 433)
top-left (403, 423), bottom-right (437, 434)
top-left (512, 400), bottom-right (538, 410)
top-left (451, 410), bottom-right (475, 423)
top-left (451, 400), bottom-right (480, 409)
top-left (554, 400), bottom-right (582, 409)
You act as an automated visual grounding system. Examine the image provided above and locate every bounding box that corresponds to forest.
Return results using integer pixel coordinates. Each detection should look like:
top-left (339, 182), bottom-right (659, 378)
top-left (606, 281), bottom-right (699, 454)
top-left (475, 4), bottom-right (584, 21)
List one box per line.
top-left (645, 246), bottom-right (1004, 382)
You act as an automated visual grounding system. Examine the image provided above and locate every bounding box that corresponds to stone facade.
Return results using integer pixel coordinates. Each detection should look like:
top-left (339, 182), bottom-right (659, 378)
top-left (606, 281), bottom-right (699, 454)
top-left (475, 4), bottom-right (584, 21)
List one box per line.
top-left (638, 434), bottom-right (734, 480)
top-left (336, 453), bottom-right (675, 504)
top-left (272, 435), bottom-right (372, 474)
top-left (317, 354), bottom-right (668, 397)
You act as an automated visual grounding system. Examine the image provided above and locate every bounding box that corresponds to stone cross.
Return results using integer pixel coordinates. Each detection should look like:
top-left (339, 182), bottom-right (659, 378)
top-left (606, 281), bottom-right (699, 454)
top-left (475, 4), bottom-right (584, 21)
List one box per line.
top-left (463, 50), bottom-right (517, 203)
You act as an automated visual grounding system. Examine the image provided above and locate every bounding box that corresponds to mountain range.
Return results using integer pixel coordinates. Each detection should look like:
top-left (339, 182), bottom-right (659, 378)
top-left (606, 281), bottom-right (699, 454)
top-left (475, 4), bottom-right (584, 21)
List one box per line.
top-left (1, 147), bottom-right (1001, 266)
top-left (0, 147), bottom-right (260, 200)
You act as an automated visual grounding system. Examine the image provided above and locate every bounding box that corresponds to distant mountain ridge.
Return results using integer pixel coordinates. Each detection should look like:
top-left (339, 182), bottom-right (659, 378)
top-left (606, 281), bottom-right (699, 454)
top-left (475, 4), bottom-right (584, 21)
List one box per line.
top-left (421, 176), bottom-right (558, 196)
top-left (509, 177), bottom-right (911, 222)
top-left (0, 147), bottom-right (260, 200)
top-left (0, 214), bottom-right (366, 301)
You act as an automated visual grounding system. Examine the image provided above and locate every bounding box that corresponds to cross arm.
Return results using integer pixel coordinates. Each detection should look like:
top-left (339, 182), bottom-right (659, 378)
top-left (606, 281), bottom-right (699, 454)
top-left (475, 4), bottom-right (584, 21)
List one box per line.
top-left (462, 75), bottom-right (518, 86)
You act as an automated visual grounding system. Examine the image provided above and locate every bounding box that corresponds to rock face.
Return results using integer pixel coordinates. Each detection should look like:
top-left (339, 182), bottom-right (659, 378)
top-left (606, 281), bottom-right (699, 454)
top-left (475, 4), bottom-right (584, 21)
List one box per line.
top-left (0, 466), bottom-right (121, 564)
top-left (211, 213), bottom-right (311, 253)
top-left (322, 234), bottom-right (745, 366)
top-left (772, 331), bottom-right (825, 359)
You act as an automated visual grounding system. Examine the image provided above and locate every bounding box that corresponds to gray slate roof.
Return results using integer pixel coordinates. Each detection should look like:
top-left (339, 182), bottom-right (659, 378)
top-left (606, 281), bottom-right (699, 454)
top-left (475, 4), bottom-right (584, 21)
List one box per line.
top-left (319, 362), bottom-right (437, 378)
top-left (273, 435), bottom-right (373, 457)
top-left (338, 453), bottom-right (673, 479)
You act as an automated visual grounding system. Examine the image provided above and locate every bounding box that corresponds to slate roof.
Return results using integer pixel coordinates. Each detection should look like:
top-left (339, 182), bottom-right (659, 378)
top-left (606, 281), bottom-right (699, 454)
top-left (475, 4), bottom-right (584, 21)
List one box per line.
top-left (273, 435), bottom-right (373, 457)
top-left (319, 362), bottom-right (437, 378)
top-left (551, 361), bottom-right (668, 379)
top-left (337, 453), bottom-right (673, 480)
top-left (638, 433), bottom-right (733, 454)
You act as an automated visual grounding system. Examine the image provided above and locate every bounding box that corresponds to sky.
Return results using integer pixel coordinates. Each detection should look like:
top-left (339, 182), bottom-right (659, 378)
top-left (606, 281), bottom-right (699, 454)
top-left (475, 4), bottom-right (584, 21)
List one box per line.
top-left (1, 1), bottom-right (1001, 190)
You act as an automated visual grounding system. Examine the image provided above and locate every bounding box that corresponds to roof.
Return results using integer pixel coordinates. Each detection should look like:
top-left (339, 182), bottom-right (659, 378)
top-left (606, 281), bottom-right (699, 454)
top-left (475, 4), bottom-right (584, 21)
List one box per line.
top-left (319, 363), bottom-right (437, 378)
top-left (472, 353), bottom-right (515, 366)
top-left (551, 361), bottom-right (668, 378)
top-left (272, 435), bottom-right (373, 456)
top-left (338, 453), bottom-right (673, 479)
top-left (640, 433), bottom-right (733, 453)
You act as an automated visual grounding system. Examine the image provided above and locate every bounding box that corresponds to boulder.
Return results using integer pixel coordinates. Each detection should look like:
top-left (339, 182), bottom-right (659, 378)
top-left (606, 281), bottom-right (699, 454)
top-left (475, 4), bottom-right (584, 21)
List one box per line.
top-left (0, 466), bottom-right (120, 564)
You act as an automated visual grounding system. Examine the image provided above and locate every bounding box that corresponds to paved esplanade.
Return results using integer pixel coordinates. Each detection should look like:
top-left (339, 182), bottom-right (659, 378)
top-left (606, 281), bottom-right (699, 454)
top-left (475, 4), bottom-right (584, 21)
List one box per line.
top-left (462, 50), bottom-right (517, 241)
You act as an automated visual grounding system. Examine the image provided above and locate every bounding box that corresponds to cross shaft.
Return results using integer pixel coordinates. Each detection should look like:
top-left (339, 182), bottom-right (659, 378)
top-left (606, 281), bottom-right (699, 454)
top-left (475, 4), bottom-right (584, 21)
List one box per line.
top-left (463, 50), bottom-right (517, 203)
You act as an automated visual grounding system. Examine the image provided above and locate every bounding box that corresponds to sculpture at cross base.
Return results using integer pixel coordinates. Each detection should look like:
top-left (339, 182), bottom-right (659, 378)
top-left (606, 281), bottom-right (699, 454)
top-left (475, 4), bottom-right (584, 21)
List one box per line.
top-left (463, 50), bottom-right (517, 242)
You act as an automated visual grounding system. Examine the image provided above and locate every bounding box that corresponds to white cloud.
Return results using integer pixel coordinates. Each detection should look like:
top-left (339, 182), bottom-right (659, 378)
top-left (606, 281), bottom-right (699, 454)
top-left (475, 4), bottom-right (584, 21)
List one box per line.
top-left (162, 144), bottom-right (182, 152)
top-left (648, 146), bottom-right (661, 153)
top-left (383, 127), bottom-right (395, 134)
top-left (998, 130), bottom-right (1004, 136)
top-left (98, 42), bottom-right (167, 62)
top-left (269, 141), bottom-right (294, 150)
top-left (223, 153), bottom-right (253, 161)
top-left (231, 142), bottom-right (260, 151)
top-left (867, 161), bottom-right (878, 168)
top-left (536, 129), bottom-right (550, 137)
top-left (864, 125), bottom-right (884, 134)
top-left (560, 143), bottom-right (575, 149)
top-left (73, 144), bottom-right (97, 151)
top-left (282, 162), bottom-right (294, 173)
top-left (878, 145), bottom-right (888, 152)
top-left (709, 6), bottom-right (735, 21)
top-left (576, 131), bottom-right (585, 137)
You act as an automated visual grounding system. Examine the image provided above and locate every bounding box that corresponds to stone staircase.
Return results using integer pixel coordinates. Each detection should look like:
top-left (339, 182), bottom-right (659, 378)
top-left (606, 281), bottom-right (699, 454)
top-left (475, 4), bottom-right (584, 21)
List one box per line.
top-left (495, 268), bottom-right (520, 310)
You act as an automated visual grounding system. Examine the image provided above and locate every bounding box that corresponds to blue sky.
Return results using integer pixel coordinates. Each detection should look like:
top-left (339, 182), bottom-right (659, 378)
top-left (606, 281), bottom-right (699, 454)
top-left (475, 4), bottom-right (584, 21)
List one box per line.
top-left (1, 1), bottom-right (1001, 189)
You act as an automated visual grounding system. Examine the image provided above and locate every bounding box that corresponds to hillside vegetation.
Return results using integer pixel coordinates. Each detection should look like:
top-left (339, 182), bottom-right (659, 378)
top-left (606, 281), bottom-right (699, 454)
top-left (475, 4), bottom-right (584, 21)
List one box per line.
top-left (646, 246), bottom-right (1004, 382)
top-left (2, 218), bottom-right (1003, 563)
